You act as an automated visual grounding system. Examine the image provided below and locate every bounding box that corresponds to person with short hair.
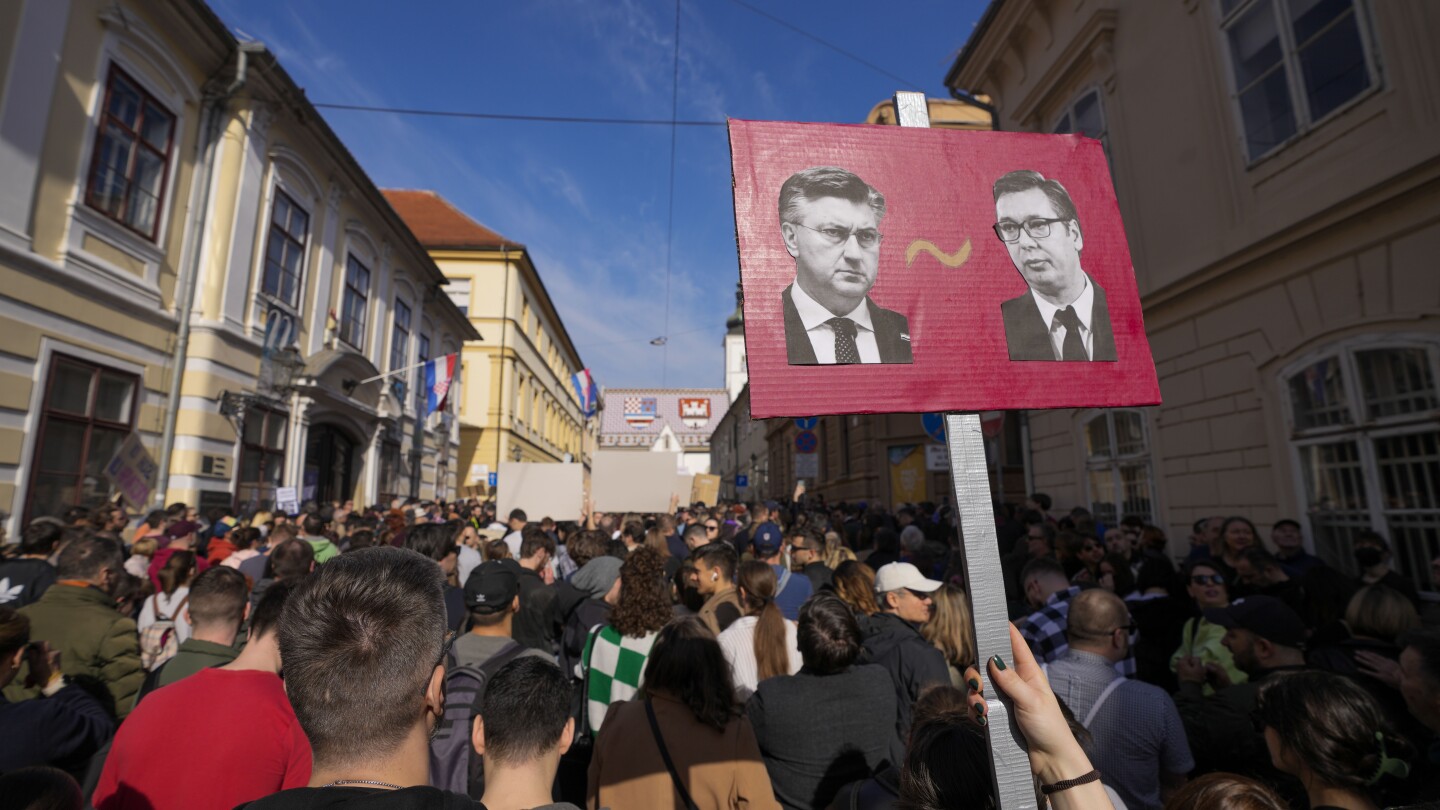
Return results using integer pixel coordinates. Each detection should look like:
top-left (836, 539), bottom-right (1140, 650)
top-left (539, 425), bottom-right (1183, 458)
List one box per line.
top-left (455, 561), bottom-right (553, 669)
top-left (146, 565), bottom-right (250, 690)
top-left (5, 534), bottom-right (142, 718)
top-left (514, 528), bottom-right (559, 653)
top-left (693, 543), bottom-right (743, 636)
top-left (750, 593), bottom-right (901, 808)
top-left (1015, 556), bottom-right (1082, 664)
top-left (406, 523), bottom-right (466, 634)
top-left (0, 521), bottom-right (62, 607)
top-left (248, 535), bottom-right (313, 616)
top-left (863, 562), bottom-right (951, 755)
top-left (589, 617), bottom-right (780, 809)
top-left (298, 513), bottom-right (338, 563)
top-left (1172, 560), bottom-right (1248, 695)
top-left (1353, 530), bottom-right (1420, 607)
top-left (751, 527), bottom-right (812, 621)
top-left (1043, 589), bottom-right (1192, 809)
top-left (236, 546), bottom-right (474, 808)
top-left (502, 509), bottom-right (527, 558)
top-left (472, 657), bottom-right (580, 810)
top-left (95, 581), bottom-right (311, 810)
top-left (1268, 519), bottom-right (1323, 579)
top-left (993, 169), bottom-right (1116, 361)
top-left (787, 525), bottom-right (832, 593)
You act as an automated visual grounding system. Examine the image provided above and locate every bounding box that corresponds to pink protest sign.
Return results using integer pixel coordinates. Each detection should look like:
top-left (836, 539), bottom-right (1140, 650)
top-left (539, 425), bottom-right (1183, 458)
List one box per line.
top-left (729, 119), bottom-right (1160, 419)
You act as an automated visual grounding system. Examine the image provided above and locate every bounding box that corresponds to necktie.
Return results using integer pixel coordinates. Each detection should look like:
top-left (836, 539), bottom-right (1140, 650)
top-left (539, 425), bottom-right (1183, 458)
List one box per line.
top-left (1053, 306), bottom-right (1087, 361)
top-left (827, 317), bottom-right (860, 364)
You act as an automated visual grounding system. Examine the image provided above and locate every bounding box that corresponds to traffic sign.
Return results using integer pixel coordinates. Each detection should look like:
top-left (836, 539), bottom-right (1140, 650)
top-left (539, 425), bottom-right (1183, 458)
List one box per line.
top-left (487, 472), bottom-right (498, 487)
top-left (921, 413), bottom-right (946, 443)
top-left (736, 474), bottom-right (749, 488)
top-left (795, 430), bottom-right (818, 453)
top-left (794, 416), bottom-right (818, 430)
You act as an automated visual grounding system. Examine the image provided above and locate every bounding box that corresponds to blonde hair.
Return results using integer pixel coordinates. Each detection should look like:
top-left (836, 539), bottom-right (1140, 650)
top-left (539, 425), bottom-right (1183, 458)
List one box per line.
top-left (131, 536), bottom-right (158, 559)
top-left (823, 531), bottom-right (856, 570)
top-left (1344, 585), bottom-right (1419, 643)
top-left (921, 584), bottom-right (977, 670)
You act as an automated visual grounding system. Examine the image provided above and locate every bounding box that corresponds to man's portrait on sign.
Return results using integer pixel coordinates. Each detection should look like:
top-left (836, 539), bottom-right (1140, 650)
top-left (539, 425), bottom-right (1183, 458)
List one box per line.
top-left (993, 170), bottom-right (1117, 362)
top-left (778, 166), bottom-right (913, 365)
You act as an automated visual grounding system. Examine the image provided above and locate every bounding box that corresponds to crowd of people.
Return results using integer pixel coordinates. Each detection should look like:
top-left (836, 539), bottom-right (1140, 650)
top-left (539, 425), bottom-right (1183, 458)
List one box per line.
top-left (0, 492), bottom-right (1437, 810)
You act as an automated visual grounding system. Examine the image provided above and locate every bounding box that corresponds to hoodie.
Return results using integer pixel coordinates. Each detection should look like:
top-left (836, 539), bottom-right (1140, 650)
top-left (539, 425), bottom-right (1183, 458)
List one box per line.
top-left (237, 785), bottom-right (484, 809)
top-left (302, 534), bottom-right (340, 563)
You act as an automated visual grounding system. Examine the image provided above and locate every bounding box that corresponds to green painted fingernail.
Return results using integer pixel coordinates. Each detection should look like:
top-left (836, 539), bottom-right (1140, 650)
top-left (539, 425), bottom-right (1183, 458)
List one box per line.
top-left (978, 714), bottom-right (988, 726)
top-left (967, 678), bottom-right (981, 692)
top-left (992, 655), bottom-right (1007, 671)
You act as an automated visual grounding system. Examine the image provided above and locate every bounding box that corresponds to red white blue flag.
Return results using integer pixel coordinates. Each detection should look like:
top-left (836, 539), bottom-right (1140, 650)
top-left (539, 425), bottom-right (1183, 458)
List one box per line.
top-left (424, 354), bottom-right (457, 418)
top-left (571, 369), bottom-right (599, 418)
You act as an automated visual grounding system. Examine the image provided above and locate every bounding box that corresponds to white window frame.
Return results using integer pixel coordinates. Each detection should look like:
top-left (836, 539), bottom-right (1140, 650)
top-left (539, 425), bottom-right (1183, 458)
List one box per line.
top-left (1280, 334), bottom-right (1440, 591)
top-left (1080, 408), bottom-right (1159, 527)
top-left (1215, 0), bottom-right (1383, 165)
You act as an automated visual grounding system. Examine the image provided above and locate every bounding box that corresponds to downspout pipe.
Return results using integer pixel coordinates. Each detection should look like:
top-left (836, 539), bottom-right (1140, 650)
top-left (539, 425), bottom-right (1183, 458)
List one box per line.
top-left (153, 42), bottom-right (265, 506)
top-left (948, 86), bottom-right (1001, 131)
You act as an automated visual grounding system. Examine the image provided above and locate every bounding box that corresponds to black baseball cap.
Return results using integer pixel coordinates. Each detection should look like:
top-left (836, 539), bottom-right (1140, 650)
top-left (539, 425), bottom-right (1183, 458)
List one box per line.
top-left (463, 561), bottom-right (518, 613)
top-left (1204, 595), bottom-right (1307, 648)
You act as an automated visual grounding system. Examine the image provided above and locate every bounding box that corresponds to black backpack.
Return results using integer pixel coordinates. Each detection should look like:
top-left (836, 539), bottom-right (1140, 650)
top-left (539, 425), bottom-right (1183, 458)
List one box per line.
top-left (428, 641), bottom-right (528, 798)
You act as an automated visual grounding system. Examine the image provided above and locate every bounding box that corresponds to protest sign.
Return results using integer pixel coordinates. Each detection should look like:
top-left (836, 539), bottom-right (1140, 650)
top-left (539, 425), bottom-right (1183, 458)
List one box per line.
top-left (690, 473), bottom-right (721, 506)
top-left (497, 462), bottom-right (584, 521)
top-left (729, 118), bottom-right (1159, 418)
top-left (275, 487), bottom-right (299, 515)
top-left (104, 433), bottom-right (157, 509)
top-left (592, 452), bottom-right (685, 513)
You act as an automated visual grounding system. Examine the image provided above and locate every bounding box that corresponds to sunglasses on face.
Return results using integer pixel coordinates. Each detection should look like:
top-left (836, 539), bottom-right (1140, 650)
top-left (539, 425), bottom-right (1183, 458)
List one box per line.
top-left (1191, 574), bottom-right (1225, 586)
top-left (705, 524), bottom-right (719, 531)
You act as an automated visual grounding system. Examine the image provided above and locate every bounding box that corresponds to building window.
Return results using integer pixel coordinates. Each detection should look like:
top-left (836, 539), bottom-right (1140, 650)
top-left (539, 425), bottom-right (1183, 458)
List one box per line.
top-left (1053, 89), bottom-right (1106, 142)
top-left (1083, 409), bottom-right (1156, 527)
top-left (446, 279), bottom-right (470, 316)
top-left (340, 255), bottom-right (370, 349)
top-left (26, 357), bottom-right (139, 521)
top-left (237, 406), bottom-right (287, 511)
top-left (262, 190), bottom-right (309, 306)
top-left (1285, 340), bottom-right (1440, 593)
top-left (415, 333), bottom-right (431, 410)
top-left (84, 67), bottom-right (176, 240)
top-left (378, 440), bottom-right (403, 506)
top-left (1219, 0), bottom-right (1377, 162)
top-left (391, 299), bottom-right (411, 375)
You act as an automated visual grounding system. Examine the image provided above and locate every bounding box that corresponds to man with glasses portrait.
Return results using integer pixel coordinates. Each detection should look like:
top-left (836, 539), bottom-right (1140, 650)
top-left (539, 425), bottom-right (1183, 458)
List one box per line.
top-left (778, 166), bottom-right (913, 365)
top-left (993, 169), bottom-right (1117, 362)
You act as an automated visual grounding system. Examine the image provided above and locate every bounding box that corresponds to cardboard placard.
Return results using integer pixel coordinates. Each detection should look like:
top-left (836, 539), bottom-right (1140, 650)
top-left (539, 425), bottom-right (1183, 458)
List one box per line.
top-left (496, 462), bottom-right (585, 521)
top-left (690, 473), bottom-right (721, 507)
top-left (592, 452), bottom-right (685, 513)
top-left (729, 120), bottom-right (1160, 418)
top-left (104, 433), bottom-right (157, 509)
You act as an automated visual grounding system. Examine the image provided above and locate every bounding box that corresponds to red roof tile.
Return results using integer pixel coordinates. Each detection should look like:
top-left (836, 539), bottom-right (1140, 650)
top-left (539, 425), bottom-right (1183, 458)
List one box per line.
top-left (381, 189), bottom-right (524, 250)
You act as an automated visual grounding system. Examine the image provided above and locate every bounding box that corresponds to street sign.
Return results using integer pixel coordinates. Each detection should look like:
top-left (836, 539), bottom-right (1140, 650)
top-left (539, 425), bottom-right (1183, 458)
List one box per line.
top-left (922, 413), bottom-right (946, 443)
top-left (793, 416), bottom-right (818, 430)
top-left (735, 474), bottom-right (749, 488)
top-left (794, 430), bottom-right (818, 453)
top-left (794, 453), bottom-right (818, 479)
top-left (925, 444), bottom-right (950, 471)
top-left (487, 472), bottom-right (498, 487)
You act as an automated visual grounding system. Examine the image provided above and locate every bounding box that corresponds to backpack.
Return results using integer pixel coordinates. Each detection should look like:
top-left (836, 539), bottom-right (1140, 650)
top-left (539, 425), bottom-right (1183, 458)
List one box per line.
top-left (140, 593), bottom-right (189, 671)
top-left (429, 640), bottom-right (529, 798)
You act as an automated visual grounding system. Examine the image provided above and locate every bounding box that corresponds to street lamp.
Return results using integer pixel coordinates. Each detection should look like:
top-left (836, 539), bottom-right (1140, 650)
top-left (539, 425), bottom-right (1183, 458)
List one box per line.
top-left (218, 346), bottom-right (307, 428)
top-left (510, 444), bottom-right (523, 462)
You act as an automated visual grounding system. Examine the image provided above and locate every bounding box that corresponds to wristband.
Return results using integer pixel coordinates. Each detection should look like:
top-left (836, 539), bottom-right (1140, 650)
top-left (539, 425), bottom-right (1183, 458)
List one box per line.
top-left (1040, 769), bottom-right (1100, 795)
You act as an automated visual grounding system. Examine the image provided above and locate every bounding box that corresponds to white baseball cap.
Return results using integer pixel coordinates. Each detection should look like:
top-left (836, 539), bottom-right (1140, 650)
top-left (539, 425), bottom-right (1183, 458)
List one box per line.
top-left (873, 562), bottom-right (942, 593)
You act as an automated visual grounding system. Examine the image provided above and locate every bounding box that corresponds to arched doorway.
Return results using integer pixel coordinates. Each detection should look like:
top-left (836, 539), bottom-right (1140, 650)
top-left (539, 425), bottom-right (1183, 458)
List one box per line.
top-left (305, 424), bottom-right (359, 506)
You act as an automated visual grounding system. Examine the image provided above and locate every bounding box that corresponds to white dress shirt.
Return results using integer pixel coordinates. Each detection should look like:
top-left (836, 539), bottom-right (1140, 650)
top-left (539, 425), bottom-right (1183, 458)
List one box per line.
top-left (791, 282), bottom-right (882, 363)
top-left (1029, 273), bottom-right (1096, 360)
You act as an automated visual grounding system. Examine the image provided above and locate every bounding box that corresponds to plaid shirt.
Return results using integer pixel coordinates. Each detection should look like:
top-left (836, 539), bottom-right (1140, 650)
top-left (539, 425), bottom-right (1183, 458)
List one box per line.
top-left (1019, 585), bottom-right (1135, 677)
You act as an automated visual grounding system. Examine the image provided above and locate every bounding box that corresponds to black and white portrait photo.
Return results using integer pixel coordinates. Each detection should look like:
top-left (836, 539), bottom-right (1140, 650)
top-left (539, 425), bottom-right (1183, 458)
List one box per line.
top-left (993, 169), bottom-right (1117, 362)
top-left (778, 166), bottom-right (913, 365)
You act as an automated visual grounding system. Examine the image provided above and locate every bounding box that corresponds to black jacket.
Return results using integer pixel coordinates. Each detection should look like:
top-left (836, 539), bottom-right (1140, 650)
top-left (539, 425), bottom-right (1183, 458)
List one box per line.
top-left (0, 683), bottom-right (114, 775)
top-left (781, 285), bottom-right (912, 365)
top-left (861, 612), bottom-right (950, 749)
top-left (999, 274), bottom-right (1116, 361)
top-left (514, 568), bottom-right (558, 654)
top-left (237, 785), bottom-right (486, 809)
top-left (0, 558), bottom-right (57, 608)
top-left (800, 562), bottom-right (834, 594)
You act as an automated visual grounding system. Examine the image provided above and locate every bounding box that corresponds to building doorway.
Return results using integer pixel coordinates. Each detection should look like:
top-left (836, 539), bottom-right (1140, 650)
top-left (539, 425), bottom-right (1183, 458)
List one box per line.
top-left (305, 424), bottom-right (358, 506)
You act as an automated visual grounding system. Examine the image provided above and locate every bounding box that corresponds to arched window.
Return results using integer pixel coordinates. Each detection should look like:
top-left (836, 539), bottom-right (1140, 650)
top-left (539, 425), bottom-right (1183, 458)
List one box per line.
top-left (1283, 337), bottom-right (1440, 592)
top-left (1082, 409), bottom-right (1155, 526)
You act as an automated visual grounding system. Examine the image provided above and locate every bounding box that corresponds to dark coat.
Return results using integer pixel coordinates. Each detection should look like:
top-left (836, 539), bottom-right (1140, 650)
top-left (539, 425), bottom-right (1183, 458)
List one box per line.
top-left (514, 567), bottom-right (558, 654)
top-left (1000, 275), bottom-right (1116, 361)
top-left (0, 558), bottom-right (57, 608)
top-left (0, 684), bottom-right (114, 774)
top-left (781, 285), bottom-right (912, 365)
top-left (861, 612), bottom-right (950, 750)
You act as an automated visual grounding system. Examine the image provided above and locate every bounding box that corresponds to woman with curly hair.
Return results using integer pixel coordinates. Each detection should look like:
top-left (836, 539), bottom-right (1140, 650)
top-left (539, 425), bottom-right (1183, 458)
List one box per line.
top-left (582, 546), bottom-right (672, 732)
top-left (588, 617), bottom-right (780, 809)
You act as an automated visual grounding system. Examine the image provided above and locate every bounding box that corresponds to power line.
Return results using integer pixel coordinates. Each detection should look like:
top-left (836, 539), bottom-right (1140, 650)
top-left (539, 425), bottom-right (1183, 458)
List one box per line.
top-left (726, 0), bottom-right (926, 91)
top-left (310, 102), bottom-right (726, 127)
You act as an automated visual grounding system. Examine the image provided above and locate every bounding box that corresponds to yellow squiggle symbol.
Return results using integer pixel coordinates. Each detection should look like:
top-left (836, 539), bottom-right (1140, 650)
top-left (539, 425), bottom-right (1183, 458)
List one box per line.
top-left (906, 238), bottom-right (972, 268)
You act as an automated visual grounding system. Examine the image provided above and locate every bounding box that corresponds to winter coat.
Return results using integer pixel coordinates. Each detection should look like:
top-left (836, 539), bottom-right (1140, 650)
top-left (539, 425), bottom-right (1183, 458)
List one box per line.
top-left (4, 584), bottom-right (143, 718)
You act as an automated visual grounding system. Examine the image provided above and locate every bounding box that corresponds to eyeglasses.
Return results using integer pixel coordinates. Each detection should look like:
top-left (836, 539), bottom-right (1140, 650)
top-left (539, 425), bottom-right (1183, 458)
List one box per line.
top-left (705, 524), bottom-right (719, 531)
top-left (1190, 574), bottom-right (1225, 586)
top-left (905, 588), bottom-right (933, 600)
top-left (792, 222), bottom-right (883, 250)
top-left (993, 217), bottom-right (1069, 242)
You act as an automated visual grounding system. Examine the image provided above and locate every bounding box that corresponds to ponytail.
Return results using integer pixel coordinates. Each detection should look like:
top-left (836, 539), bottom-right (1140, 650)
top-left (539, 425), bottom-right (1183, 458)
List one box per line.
top-left (738, 560), bottom-right (791, 681)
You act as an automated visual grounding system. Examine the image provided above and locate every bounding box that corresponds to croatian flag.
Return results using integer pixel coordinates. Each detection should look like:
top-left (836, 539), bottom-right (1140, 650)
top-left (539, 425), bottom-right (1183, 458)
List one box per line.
top-left (571, 369), bottom-right (599, 418)
top-left (424, 354), bottom-right (457, 418)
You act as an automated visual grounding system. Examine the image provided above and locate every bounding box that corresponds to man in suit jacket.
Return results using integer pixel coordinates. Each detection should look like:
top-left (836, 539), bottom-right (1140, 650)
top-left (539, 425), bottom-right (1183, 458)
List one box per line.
top-left (993, 169), bottom-right (1117, 361)
top-left (778, 166), bottom-right (912, 365)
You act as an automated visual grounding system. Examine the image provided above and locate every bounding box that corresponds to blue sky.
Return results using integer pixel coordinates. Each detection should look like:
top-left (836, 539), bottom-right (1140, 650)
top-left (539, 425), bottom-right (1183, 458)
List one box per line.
top-left (209, 0), bottom-right (988, 389)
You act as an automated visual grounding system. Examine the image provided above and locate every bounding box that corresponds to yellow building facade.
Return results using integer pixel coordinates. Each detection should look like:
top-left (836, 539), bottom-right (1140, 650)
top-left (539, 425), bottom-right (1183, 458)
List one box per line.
top-left (0, 0), bottom-right (475, 536)
top-left (384, 191), bottom-right (591, 495)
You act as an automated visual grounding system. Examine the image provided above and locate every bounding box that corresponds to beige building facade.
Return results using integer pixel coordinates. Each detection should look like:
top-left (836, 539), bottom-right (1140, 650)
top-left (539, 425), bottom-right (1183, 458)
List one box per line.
top-left (0, 0), bottom-right (474, 535)
top-left (947, 0), bottom-right (1440, 591)
top-left (385, 190), bottom-right (591, 495)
